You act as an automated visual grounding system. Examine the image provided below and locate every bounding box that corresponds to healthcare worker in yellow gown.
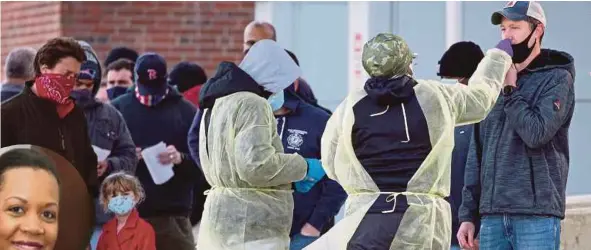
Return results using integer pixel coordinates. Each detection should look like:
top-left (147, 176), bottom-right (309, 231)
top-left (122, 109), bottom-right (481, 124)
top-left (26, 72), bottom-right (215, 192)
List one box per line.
top-left (306, 33), bottom-right (514, 250)
top-left (196, 39), bottom-right (326, 250)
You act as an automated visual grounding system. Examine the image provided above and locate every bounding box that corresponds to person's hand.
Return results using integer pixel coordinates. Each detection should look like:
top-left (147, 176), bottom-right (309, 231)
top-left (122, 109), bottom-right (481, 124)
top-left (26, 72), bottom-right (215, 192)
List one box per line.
top-left (295, 159), bottom-right (326, 193)
top-left (300, 223), bottom-right (321, 237)
top-left (504, 64), bottom-right (518, 87)
top-left (305, 158), bottom-right (326, 181)
top-left (158, 145), bottom-right (182, 165)
top-left (457, 222), bottom-right (478, 250)
top-left (495, 38), bottom-right (513, 57)
top-left (97, 161), bottom-right (108, 177)
top-left (136, 147), bottom-right (143, 161)
top-left (295, 181), bottom-right (315, 193)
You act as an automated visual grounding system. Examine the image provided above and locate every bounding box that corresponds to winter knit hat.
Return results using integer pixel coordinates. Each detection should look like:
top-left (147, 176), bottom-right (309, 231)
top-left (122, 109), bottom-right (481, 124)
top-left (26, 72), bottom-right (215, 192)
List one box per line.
top-left (438, 41), bottom-right (485, 78)
top-left (105, 47), bottom-right (139, 67)
top-left (168, 62), bottom-right (208, 93)
top-left (362, 33), bottom-right (414, 78)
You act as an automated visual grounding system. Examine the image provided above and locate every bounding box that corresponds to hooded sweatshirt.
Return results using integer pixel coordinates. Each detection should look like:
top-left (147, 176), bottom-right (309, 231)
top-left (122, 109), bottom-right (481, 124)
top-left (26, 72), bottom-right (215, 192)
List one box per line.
top-left (75, 41), bottom-right (138, 225)
top-left (460, 49), bottom-right (576, 223)
top-left (193, 39), bottom-right (307, 250)
top-left (353, 75), bottom-right (430, 213)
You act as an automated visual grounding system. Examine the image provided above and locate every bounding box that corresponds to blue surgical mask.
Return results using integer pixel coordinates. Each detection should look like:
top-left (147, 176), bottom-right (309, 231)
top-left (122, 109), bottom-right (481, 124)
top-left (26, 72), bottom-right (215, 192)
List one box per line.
top-left (108, 195), bottom-right (135, 215)
top-left (268, 91), bottom-right (285, 112)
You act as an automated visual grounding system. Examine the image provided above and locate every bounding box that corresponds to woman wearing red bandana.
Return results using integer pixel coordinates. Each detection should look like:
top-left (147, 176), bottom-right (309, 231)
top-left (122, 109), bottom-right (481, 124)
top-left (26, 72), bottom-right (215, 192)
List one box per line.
top-left (1, 38), bottom-right (99, 211)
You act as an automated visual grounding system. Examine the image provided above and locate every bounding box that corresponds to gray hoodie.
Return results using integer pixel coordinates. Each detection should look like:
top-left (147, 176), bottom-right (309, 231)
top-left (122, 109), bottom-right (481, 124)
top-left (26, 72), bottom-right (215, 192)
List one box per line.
top-left (459, 49), bottom-right (576, 223)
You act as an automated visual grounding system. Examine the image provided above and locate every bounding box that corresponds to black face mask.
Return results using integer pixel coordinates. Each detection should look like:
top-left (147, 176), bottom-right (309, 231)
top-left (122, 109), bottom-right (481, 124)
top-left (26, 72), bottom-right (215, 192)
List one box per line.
top-left (511, 27), bottom-right (537, 63)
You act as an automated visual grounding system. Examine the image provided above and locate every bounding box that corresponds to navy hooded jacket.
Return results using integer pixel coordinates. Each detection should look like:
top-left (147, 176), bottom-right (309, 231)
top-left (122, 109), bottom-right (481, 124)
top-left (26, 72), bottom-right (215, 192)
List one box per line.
top-left (276, 90), bottom-right (346, 236)
top-left (449, 124), bottom-right (474, 246)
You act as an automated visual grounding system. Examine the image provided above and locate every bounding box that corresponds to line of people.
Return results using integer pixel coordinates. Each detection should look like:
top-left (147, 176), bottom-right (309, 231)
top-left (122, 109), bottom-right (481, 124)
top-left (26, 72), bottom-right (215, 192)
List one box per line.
top-left (0, 1), bottom-right (575, 250)
top-left (0, 20), bottom-right (346, 250)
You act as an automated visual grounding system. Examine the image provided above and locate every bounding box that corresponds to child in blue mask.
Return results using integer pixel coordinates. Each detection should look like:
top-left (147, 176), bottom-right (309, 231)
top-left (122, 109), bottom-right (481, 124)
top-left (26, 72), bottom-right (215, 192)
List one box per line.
top-left (97, 172), bottom-right (156, 250)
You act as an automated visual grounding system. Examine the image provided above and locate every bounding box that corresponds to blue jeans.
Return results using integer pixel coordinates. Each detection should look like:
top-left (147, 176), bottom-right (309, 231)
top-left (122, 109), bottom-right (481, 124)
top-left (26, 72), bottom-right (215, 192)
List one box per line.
top-left (290, 234), bottom-right (319, 250)
top-left (450, 245), bottom-right (461, 250)
top-left (89, 226), bottom-right (102, 250)
top-left (479, 214), bottom-right (560, 250)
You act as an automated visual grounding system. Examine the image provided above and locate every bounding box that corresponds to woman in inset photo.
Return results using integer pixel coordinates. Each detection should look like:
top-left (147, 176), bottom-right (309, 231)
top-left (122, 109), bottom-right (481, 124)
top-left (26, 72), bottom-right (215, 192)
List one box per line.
top-left (0, 148), bottom-right (61, 250)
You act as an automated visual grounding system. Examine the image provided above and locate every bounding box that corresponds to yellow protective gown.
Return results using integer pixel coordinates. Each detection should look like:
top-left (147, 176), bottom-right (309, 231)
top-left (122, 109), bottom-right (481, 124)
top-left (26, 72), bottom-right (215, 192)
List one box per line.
top-left (306, 48), bottom-right (512, 250)
top-left (197, 40), bottom-right (308, 250)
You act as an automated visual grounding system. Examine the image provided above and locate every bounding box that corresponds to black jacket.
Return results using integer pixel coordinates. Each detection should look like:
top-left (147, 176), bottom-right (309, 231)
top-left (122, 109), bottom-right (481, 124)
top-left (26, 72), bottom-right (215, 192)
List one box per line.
top-left (112, 87), bottom-right (203, 218)
top-left (1, 81), bottom-right (98, 195)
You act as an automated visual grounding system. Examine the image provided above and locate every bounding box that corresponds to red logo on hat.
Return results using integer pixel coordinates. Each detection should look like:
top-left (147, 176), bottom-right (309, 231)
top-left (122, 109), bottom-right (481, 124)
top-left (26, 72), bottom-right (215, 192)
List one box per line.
top-left (506, 1), bottom-right (516, 8)
top-left (147, 69), bottom-right (157, 80)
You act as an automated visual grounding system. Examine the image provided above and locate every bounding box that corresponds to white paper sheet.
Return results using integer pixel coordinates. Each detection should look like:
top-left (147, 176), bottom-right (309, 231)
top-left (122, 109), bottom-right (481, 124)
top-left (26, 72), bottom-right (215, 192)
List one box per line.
top-left (92, 145), bottom-right (111, 162)
top-left (141, 142), bottom-right (174, 185)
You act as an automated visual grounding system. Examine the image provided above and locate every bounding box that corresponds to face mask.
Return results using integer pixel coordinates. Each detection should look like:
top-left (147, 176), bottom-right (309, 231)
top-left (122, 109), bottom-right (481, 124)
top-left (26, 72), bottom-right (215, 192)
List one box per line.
top-left (34, 73), bottom-right (76, 104)
top-left (268, 91), bottom-right (285, 112)
top-left (511, 27), bottom-right (537, 63)
top-left (108, 195), bottom-right (135, 215)
top-left (71, 89), bottom-right (93, 106)
top-left (135, 85), bottom-right (169, 107)
top-left (107, 86), bottom-right (129, 100)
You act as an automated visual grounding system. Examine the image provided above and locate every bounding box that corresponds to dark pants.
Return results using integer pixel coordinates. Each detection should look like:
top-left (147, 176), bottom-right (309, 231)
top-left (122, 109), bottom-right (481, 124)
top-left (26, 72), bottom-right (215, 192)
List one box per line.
top-left (347, 212), bottom-right (404, 250)
top-left (145, 216), bottom-right (195, 250)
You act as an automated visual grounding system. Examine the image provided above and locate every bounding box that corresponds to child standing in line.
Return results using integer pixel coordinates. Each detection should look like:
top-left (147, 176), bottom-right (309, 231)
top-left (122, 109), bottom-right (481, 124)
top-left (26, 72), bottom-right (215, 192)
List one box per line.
top-left (97, 172), bottom-right (156, 250)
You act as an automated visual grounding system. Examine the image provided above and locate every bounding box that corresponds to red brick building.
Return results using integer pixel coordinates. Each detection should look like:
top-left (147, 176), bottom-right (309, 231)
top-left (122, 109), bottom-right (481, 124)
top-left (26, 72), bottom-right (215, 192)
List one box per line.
top-left (1, 1), bottom-right (255, 80)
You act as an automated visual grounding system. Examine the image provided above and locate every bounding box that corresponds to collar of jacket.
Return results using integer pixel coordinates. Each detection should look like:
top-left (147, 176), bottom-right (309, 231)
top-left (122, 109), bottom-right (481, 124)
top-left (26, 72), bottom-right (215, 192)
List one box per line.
top-left (23, 81), bottom-right (74, 120)
top-left (102, 208), bottom-right (141, 243)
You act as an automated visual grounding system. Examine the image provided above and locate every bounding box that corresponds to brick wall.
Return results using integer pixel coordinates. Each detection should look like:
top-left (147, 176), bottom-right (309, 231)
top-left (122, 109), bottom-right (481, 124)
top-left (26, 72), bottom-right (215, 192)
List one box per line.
top-left (1, 1), bottom-right (255, 80)
top-left (0, 1), bottom-right (62, 81)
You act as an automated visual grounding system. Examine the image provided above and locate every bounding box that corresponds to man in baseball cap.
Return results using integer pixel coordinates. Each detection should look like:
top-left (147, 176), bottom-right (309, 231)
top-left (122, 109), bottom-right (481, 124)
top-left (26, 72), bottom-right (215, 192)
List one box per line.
top-left (458, 2), bottom-right (576, 250)
top-left (111, 52), bottom-right (202, 250)
top-left (308, 32), bottom-right (514, 249)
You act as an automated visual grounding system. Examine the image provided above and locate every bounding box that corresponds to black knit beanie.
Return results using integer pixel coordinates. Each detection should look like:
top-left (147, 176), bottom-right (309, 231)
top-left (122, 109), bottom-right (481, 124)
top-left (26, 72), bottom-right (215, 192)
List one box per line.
top-left (168, 62), bottom-right (207, 93)
top-left (104, 47), bottom-right (139, 67)
top-left (438, 41), bottom-right (485, 78)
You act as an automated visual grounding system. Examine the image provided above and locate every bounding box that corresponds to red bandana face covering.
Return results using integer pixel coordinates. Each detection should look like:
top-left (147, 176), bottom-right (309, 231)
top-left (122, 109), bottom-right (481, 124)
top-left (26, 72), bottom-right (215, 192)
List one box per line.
top-left (34, 73), bottom-right (76, 118)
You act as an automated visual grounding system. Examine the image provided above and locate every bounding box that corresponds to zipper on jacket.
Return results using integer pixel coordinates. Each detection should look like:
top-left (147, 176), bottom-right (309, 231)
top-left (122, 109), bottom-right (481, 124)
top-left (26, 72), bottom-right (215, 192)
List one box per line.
top-left (490, 118), bottom-right (505, 210)
top-left (58, 128), bottom-right (66, 151)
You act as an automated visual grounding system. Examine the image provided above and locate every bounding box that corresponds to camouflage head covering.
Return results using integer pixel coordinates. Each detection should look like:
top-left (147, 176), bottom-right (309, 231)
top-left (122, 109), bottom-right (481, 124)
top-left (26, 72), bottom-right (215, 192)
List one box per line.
top-left (362, 33), bottom-right (414, 78)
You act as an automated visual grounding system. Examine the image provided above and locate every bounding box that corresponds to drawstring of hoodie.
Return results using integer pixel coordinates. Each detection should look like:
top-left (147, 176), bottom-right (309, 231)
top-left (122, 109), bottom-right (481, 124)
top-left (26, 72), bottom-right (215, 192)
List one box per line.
top-left (370, 103), bottom-right (411, 143)
top-left (278, 117), bottom-right (287, 140)
top-left (400, 103), bottom-right (410, 143)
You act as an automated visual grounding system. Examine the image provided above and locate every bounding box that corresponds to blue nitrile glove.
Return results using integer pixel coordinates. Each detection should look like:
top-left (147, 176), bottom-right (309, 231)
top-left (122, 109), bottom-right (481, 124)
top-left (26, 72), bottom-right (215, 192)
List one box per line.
top-left (495, 38), bottom-right (513, 57)
top-left (295, 158), bottom-right (326, 193)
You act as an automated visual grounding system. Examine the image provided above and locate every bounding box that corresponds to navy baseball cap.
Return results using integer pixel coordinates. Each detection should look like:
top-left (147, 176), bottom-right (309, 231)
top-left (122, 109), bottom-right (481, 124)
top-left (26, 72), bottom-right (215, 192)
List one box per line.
top-left (135, 53), bottom-right (167, 86)
top-left (78, 61), bottom-right (99, 82)
top-left (491, 1), bottom-right (546, 27)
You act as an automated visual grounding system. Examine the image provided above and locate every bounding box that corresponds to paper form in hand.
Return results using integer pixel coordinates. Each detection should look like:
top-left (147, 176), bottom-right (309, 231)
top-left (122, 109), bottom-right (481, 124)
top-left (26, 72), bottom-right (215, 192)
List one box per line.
top-left (141, 142), bottom-right (174, 185)
top-left (92, 145), bottom-right (111, 162)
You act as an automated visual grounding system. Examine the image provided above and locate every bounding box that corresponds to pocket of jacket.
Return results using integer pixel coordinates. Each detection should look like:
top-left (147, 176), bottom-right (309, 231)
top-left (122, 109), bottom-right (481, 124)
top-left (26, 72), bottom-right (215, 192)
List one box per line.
top-left (95, 120), bottom-right (119, 147)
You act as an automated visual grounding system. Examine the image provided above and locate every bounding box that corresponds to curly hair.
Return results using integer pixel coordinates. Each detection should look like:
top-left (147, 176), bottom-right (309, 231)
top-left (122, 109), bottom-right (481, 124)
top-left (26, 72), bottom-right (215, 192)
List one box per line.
top-left (99, 171), bottom-right (145, 212)
top-left (34, 37), bottom-right (86, 76)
